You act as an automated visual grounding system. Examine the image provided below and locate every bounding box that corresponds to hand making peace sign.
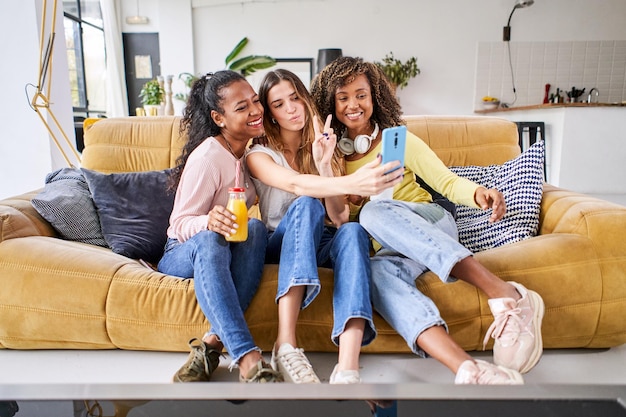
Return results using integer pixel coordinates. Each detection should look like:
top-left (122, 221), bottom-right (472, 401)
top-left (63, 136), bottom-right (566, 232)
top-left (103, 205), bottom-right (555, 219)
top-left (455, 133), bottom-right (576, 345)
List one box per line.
top-left (312, 114), bottom-right (337, 170)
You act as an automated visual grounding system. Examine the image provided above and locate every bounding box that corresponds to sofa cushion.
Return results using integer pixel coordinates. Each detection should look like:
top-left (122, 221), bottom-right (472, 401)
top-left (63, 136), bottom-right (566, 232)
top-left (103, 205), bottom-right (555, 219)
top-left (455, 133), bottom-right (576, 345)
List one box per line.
top-left (450, 140), bottom-right (544, 253)
top-left (82, 168), bottom-right (175, 263)
top-left (31, 168), bottom-right (108, 247)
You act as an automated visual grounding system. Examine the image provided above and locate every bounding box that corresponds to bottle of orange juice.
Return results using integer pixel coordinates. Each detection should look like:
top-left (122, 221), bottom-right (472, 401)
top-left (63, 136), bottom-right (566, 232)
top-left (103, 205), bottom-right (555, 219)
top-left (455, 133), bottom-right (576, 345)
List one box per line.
top-left (225, 187), bottom-right (248, 242)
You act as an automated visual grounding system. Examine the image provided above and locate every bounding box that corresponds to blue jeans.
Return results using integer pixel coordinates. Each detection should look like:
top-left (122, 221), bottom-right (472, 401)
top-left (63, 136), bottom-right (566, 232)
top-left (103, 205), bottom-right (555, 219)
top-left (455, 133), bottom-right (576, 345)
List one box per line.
top-left (157, 218), bottom-right (267, 365)
top-left (359, 200), bottom-right (472, 356)
top-left (266, 196), bottom-right (376, 346)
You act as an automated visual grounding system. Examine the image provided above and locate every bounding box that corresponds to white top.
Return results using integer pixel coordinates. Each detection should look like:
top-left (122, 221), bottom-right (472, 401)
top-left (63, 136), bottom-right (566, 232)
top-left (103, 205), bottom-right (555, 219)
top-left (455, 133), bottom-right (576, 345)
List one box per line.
top-left (248, 145), bottom-right (298, 231)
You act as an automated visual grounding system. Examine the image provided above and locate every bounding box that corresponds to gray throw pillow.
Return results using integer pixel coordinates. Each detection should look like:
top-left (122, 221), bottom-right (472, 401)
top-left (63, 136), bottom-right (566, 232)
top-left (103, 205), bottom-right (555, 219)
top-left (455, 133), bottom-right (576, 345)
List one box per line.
top-left (81, 168), bottom-right (175, 263)
top-left (31, 168), bottom-right (108, 247)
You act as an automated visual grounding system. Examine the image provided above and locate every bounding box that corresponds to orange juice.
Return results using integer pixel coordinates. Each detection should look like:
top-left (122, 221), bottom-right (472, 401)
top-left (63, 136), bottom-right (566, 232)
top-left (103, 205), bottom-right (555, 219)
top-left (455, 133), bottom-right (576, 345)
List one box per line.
top-left (226, 187), bottom-right (248, 242)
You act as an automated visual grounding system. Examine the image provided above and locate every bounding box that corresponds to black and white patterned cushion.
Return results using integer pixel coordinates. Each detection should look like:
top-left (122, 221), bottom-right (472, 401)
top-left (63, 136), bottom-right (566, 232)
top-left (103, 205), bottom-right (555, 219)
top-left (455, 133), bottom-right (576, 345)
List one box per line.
top-left (31, 168), bottom-right (108, 247)
top-left (449, 141), bottom-right (544, 253)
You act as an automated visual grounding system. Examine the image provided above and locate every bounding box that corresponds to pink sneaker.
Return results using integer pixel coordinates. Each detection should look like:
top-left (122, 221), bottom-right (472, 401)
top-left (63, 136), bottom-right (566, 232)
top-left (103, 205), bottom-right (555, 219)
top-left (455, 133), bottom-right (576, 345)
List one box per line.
top-left (455, 360), bottom-right (524, 385)
top-left (484, 282), bottom-right (545, 374)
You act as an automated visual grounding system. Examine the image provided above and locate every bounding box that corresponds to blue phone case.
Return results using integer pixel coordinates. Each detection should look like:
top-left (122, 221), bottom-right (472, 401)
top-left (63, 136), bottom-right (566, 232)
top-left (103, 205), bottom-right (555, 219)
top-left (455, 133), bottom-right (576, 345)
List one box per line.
top-left (381, 125), bottom-right (407, 173)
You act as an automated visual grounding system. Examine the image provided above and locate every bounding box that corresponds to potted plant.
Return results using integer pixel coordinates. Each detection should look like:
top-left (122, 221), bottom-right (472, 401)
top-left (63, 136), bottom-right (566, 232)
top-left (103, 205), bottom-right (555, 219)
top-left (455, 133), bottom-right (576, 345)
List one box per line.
top-left (139, 79), bottom-right (165, 115)
top-left (375, 52), bottom-right (420, 93)
top-left (225, 37), bottom-right (276, 76)
top-left (174, 37), bottom-right (276, 103)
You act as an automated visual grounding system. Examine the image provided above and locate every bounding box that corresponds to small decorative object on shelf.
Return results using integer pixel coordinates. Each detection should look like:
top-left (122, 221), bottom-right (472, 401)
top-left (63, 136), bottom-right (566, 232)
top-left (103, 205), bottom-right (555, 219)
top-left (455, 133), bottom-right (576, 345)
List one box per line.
top-left (164, 75), bottom-right (174, 116)
top-left (482, 96), bottom-right (500, 110)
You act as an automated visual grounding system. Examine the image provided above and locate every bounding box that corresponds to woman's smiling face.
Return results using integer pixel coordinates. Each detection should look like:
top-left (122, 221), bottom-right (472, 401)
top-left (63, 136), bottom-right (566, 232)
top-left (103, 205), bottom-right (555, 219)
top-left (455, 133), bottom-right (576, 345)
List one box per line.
top-left (334, 74), bottom-right (374, 134)
top-left (215, 79), bottom-right (264, 140)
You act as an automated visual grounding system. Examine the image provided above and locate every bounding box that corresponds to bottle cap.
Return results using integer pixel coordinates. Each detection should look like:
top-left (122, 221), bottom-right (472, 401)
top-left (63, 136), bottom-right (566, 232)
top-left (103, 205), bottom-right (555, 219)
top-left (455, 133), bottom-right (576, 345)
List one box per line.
top-left (228, 187), bottom-right (245, 192)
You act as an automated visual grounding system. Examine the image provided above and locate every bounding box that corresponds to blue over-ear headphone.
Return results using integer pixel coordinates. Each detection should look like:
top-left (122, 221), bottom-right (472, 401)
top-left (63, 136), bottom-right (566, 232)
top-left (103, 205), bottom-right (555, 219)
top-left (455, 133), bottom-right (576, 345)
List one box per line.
top-left (337, 123), bottom-right (380, 156)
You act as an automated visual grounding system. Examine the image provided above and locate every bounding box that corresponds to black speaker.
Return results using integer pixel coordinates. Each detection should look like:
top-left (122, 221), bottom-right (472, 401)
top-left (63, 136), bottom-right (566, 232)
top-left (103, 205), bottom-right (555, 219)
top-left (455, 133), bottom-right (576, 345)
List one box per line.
top-left (316, 48), bottom-right (343, 73)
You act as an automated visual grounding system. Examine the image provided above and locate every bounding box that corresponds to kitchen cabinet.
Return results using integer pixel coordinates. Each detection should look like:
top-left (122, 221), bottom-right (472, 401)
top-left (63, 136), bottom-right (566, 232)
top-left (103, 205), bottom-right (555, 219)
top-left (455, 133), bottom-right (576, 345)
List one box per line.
top-left (475, 104), bottom-right (626, 203)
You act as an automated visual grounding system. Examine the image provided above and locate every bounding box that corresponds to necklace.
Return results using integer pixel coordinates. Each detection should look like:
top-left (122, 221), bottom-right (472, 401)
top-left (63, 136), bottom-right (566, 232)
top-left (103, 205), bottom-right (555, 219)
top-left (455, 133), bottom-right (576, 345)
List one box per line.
top-left (221, 137), bottom-right (249, 188)
top-left (223, 137), bottom-right (243, 159)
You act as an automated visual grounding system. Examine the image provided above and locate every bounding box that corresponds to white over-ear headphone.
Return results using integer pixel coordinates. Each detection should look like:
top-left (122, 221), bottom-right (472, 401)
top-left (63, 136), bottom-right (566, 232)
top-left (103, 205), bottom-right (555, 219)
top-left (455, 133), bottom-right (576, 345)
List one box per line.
top-left (337, 123), bottom-right (380, 156)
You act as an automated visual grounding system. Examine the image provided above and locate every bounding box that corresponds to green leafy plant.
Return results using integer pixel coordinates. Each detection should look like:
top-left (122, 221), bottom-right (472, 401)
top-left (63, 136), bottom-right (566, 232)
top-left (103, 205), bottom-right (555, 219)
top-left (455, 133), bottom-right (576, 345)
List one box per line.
top-left (375, 52), bottom-right (420, 90)
top-left (174, 37), bottom-right (276, 102)
top-left (139, 79), bottom-right (164, 105)
top-left (225, 37), bottom-right (276, 76)
top-left (174, 72), bottom-right (197, 102)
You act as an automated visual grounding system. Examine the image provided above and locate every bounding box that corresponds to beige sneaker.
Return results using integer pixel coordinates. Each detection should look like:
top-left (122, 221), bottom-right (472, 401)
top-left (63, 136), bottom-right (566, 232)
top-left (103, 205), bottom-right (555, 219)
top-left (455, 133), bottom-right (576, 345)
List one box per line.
top-left (455, 360), bottom-right (524, 385)
top-left (484, 282), bottom-right (545, 374)
top-left (329, 364), bottom-right (361, 384)
top-left (271, 343), bottom-right (320, 383)
top-left (173, 338), bottom-right (222, 383)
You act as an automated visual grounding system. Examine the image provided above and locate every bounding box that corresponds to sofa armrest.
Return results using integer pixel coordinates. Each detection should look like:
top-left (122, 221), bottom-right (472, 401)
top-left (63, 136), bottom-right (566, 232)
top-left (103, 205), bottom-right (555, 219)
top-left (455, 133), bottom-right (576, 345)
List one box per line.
top-left (0, 190), bottom-right (56, 242)
top-left (539, 184), bottom-right (626, 258)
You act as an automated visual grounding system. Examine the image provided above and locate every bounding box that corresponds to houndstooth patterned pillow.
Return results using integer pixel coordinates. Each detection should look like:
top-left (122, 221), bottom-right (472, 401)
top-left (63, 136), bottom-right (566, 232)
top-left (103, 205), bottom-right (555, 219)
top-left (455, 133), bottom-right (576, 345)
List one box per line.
top-left (449, 141), bottom-right (544, 253)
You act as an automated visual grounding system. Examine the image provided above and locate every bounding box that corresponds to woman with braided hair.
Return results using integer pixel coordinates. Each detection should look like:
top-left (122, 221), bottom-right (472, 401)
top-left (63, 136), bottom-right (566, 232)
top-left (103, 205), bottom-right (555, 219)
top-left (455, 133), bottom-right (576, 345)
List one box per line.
top-left (158, 71), bottom-right (282, 384)
top-left (311, 56), bottom-right (545, 384)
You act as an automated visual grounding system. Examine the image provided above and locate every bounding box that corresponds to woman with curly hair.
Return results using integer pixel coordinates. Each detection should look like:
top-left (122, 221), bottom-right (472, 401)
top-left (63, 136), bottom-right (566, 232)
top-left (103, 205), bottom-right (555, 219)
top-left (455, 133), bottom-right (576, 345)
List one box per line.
top-left (247, 69), bottom-right (402, 384)
top-left (311, 56), bottom-right (545, 384)
top-left (158, 70), bottom-right (282, 384)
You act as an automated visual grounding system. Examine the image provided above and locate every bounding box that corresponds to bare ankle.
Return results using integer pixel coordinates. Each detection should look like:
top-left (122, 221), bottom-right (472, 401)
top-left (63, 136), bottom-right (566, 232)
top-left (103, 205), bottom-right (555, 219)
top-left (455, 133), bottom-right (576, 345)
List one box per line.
top-left (239, 351), bottom-right (263, 376)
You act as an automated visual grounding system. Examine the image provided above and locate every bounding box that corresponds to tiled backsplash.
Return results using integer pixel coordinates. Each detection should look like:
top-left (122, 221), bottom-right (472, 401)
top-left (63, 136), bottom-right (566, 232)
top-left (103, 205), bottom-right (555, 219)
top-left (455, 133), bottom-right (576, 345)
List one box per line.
top-left (475, 40), bottom-right (626, 109)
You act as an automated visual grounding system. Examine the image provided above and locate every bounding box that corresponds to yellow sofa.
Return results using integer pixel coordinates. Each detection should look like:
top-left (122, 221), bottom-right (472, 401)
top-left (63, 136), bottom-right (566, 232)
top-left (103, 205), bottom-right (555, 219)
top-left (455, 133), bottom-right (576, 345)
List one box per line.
top-left (1, 115), bottom-right (625, 353)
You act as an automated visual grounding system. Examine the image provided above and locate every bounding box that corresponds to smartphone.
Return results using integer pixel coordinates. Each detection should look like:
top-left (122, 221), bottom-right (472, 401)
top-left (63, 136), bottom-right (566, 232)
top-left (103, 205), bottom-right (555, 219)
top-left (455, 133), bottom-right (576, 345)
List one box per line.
top-left (381, 125), bottom-right (406, 174)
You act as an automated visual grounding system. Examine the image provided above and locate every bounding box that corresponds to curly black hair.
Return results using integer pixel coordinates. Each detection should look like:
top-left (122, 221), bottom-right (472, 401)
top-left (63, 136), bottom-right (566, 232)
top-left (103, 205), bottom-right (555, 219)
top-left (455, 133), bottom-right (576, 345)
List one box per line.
top-left (310, 56), bottom-right (404, 137)
top-left (169, 70), bottom-right (247, 191)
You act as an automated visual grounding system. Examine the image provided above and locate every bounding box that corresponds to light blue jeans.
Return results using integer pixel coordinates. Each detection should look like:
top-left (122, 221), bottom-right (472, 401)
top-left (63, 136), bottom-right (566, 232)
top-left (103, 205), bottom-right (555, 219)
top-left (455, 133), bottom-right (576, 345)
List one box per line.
top-left (157, 218), bottom-right (267, 366)
top-left (359, 199), bottom-right (472, 357)
top-left (266, 196), bottom-right (376, 346)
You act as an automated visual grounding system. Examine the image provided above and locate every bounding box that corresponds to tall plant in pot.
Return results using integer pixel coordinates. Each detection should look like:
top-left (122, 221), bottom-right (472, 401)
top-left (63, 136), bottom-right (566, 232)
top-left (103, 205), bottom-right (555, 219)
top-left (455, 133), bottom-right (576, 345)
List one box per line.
top-left (375, 52), bottom-right (420, 94)
top-left (139, 79), bottom-right (165, 116)
top-left (174, 37), bottom-right (276, 103)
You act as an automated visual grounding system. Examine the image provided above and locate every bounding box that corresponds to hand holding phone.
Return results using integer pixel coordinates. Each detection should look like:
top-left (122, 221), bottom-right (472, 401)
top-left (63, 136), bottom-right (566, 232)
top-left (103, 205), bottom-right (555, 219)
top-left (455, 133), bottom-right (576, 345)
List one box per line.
top-left (381, 125), bottom-right (407, 174)
top-left (371, 125), bottom-right (407, 200)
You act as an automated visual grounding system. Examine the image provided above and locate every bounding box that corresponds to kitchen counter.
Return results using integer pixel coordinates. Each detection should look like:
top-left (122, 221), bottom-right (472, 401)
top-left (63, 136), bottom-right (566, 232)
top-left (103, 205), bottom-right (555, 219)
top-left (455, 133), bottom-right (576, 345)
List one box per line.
top-left (475, 102), bottom-right (626, 114)
top-left (471, 105), bottom-right (626, 200)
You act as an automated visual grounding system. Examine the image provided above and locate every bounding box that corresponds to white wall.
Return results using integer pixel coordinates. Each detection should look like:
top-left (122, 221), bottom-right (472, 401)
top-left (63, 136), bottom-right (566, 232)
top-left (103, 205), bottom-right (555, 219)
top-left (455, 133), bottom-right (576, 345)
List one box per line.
top-left (2, 0), bottom-right (626, 199)
top-left (187, 0), bottom-right (626, 115)
top-left (476, 40), bottom-right (626, 109)
top-left (119, 0), bottom-right (195, 115)
top-left (0, 1), bottom-right (60, 198)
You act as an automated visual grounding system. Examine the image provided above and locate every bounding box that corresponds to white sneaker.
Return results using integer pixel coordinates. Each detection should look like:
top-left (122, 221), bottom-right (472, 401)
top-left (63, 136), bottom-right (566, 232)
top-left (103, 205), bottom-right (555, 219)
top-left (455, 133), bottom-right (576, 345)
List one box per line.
top-left (329, 364), bottom-right (361, 384)
top-left (484, 281), bottom-right (545, 374)
top-left (454, 359), bottom-right (524, 385)
top-left (271, 343), bottom-right (320, 384)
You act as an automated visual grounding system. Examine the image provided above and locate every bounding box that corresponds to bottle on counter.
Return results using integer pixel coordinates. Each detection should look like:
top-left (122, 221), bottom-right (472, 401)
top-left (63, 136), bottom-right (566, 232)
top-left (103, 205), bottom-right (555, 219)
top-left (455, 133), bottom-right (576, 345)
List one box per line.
top-left (552, 88), bottom-right (563, 104)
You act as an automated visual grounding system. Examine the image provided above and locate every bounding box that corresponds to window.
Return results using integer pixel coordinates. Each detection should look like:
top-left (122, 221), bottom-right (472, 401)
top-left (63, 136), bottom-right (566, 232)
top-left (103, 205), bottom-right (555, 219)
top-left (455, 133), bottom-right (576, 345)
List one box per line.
top-left (63, 0), bottom-right (106, 118)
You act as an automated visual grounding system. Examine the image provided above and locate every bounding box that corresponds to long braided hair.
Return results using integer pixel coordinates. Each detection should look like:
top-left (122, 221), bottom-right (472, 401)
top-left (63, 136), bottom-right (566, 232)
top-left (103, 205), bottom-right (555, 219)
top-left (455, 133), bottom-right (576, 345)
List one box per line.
top-left (258, 69), bottom-right (344, 176)
top-left (310, 56), bottom-right (404, 137)
top-left (169, 70), bottom-right (247, 191)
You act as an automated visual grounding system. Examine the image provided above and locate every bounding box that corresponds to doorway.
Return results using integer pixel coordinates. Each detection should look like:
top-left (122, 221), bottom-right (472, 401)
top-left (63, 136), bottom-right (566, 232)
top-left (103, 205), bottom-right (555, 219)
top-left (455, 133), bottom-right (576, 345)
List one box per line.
top-left (123, 33), bottom-right (161, 114)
